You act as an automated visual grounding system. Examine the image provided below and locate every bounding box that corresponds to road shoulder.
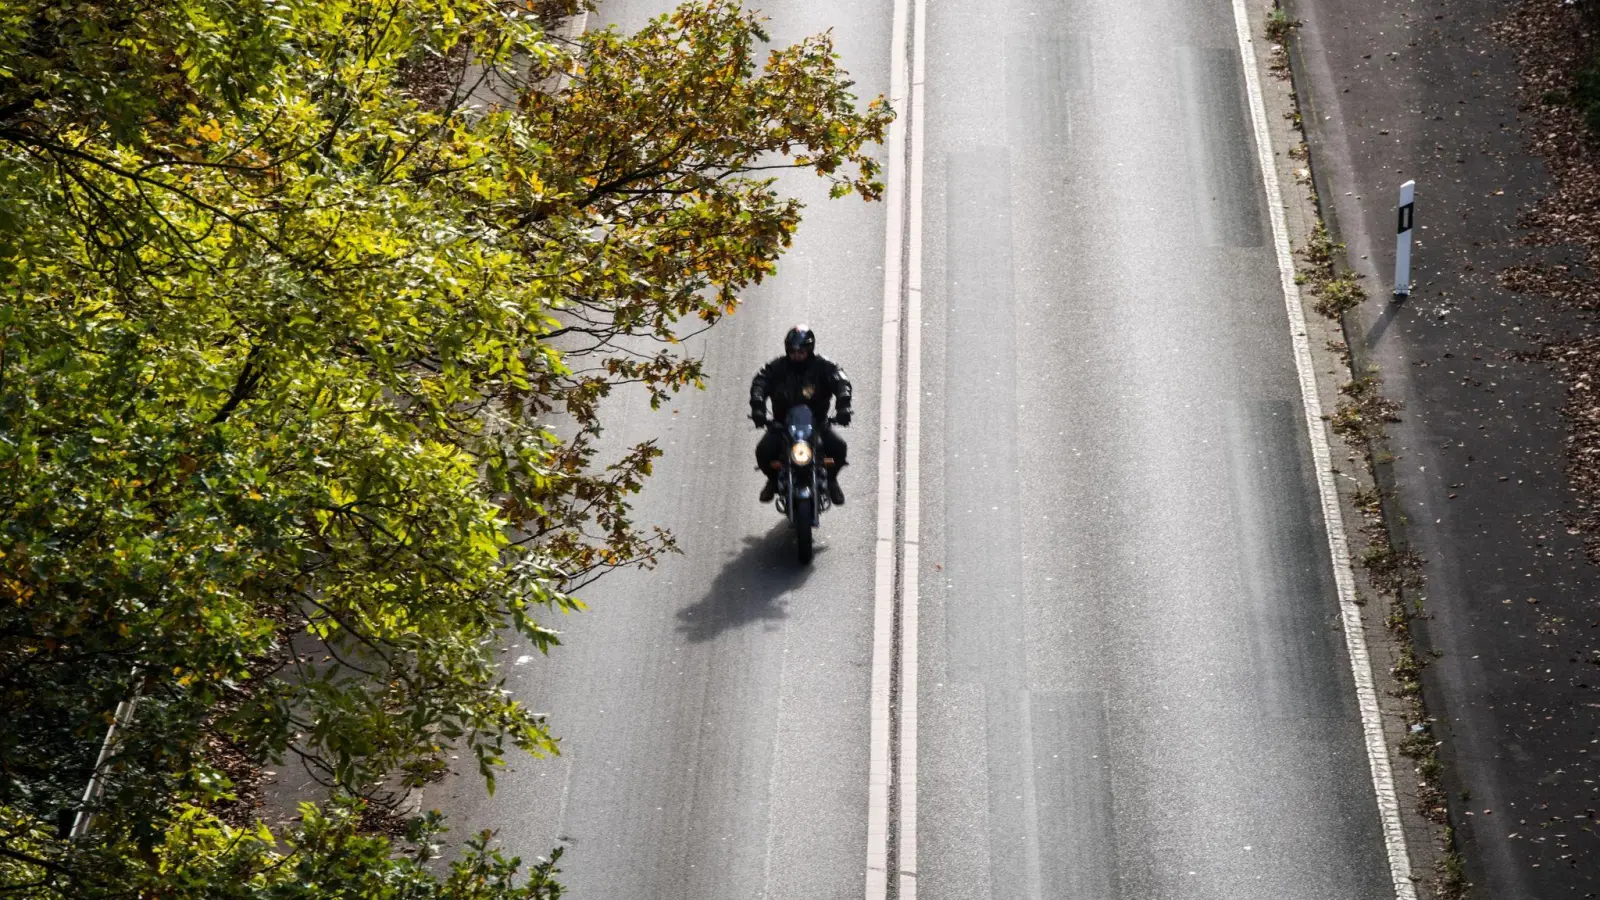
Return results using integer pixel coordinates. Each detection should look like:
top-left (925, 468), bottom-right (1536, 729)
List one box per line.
top-left (1240, 1), bottom-right (1456, 894)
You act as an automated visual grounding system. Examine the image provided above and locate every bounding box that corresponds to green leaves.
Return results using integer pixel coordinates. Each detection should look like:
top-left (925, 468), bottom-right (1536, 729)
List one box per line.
top-left (0, 0), bottom-right (886, 895)
top-left (2, 798), bottom-right (567, 899)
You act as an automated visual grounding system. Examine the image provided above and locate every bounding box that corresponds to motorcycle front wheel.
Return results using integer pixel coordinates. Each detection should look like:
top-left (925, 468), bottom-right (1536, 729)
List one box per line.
top-left (793, 499), bottom-right (814, 565)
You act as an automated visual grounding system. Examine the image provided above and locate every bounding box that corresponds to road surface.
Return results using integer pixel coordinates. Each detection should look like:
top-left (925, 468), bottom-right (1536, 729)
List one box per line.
top-left (438, 0), bottom-right (1403, 897)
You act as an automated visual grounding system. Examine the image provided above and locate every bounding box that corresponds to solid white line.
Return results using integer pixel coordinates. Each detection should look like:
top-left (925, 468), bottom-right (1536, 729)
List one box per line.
top-left (866, 0), bottom-right (911, 889)
top-left (1227, 3), bottom-right (1419, 898)
top-left (895, 0), bottom-right (925, 894)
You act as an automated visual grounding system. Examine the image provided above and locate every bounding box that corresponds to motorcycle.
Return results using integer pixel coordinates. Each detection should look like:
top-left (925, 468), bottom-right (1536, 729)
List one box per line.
top-left (766, 405), bottom-right (834, 564)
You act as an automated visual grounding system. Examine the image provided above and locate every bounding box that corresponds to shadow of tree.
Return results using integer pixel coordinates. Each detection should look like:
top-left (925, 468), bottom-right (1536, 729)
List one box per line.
top-left (674, 521), bottom-right (820, 643)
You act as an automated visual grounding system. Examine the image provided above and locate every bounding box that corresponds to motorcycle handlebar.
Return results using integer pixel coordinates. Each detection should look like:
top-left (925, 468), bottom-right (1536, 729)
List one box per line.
top-left (753, 416), bottom-right (846, 428)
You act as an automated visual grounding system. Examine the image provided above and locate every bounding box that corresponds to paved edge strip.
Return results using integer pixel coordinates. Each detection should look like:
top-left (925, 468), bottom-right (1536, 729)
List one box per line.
top-left (1227, 2), bottom-right (1419, 897)
top-left (894, 0), bottom-right (926, 894)
top-left (866, 0), bottom-right (911, 891)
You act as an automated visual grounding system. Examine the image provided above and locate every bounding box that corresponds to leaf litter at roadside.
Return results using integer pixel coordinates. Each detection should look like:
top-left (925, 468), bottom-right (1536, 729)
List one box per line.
top-left (1497, 0), bottom-right (1600, 562)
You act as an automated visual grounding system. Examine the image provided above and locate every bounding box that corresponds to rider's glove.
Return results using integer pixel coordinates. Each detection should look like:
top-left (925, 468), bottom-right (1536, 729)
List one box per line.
top-left (750, 408), bottom-right (769, 428)
top-left (834, 408), bottom-right (852, 427)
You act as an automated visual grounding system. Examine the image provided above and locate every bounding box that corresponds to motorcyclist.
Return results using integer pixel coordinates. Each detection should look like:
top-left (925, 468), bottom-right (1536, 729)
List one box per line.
top-left (750, 325), bottom-right (852, 506)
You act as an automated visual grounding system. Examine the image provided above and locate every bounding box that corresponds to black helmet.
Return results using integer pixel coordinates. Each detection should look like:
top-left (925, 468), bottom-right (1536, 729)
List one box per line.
top-left (784, 325), bottom-right (816, 354)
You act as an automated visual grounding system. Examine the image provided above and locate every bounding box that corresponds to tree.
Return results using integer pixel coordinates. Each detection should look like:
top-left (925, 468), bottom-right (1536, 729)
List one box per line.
top-left (0, 0), bottom-right (890, 894)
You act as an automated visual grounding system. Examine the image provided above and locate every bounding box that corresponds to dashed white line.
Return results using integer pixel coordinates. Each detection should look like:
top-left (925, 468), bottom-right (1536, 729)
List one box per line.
top-left (1228, 2), bottom-right (1419, 898)
top-left (760, 621), bottom-right (794, 896)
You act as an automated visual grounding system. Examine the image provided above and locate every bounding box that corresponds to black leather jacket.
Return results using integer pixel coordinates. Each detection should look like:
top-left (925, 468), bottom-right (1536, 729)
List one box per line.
top-left (750, 354), bottom-right (853, 423)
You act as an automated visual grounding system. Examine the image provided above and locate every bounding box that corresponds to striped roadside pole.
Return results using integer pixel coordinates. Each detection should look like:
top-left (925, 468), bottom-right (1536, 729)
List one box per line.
top-left (1394, 180), bottom-right (1416, 299)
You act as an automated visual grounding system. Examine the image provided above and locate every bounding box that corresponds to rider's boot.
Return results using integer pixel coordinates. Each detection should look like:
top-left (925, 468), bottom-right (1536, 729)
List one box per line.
top-left (826, 471), bottom-right (845, 506)
top-left (759, 475), bottom-right (778, 503)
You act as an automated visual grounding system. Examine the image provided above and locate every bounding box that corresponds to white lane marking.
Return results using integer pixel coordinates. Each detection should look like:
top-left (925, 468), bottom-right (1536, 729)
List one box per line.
top-left (1228, 3), bottom-right (1419, 898)
top-left (866, 0), bottom-right (910, 888)
top-left (895, 0), bottom-right (925, 894)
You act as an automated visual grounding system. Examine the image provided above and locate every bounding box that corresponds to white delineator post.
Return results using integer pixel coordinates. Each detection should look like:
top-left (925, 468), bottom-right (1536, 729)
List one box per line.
top-left (1394, 180), bottom-right (1415, 299)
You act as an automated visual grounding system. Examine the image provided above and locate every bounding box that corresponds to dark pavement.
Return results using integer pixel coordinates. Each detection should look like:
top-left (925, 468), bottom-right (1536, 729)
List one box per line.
top-left (1288, 0), bottom-right (1600, 894)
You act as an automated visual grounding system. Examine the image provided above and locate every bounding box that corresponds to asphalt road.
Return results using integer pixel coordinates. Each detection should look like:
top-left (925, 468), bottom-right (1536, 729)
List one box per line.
top-left (914, 0), bottom-right (1392, 897)
top-left (439, 0), bottom-right (1402, 897)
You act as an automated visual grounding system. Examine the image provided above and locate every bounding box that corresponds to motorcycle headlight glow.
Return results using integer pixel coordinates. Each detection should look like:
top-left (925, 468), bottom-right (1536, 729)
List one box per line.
top-left (790, 441), bottom-right (813, 466)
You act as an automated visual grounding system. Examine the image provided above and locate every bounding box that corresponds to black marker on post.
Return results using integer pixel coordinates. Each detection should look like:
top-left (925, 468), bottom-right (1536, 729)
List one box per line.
top-left (1394, 180), bottom-right (1415, 299)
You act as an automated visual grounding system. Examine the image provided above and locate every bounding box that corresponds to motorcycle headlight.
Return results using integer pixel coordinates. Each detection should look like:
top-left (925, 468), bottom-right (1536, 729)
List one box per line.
top-left (790, 441), bottom-right (813, 466)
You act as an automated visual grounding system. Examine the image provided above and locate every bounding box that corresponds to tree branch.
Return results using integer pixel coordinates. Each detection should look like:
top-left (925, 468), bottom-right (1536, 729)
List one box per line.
top-left (209, 343), bottom-right (264, 426)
